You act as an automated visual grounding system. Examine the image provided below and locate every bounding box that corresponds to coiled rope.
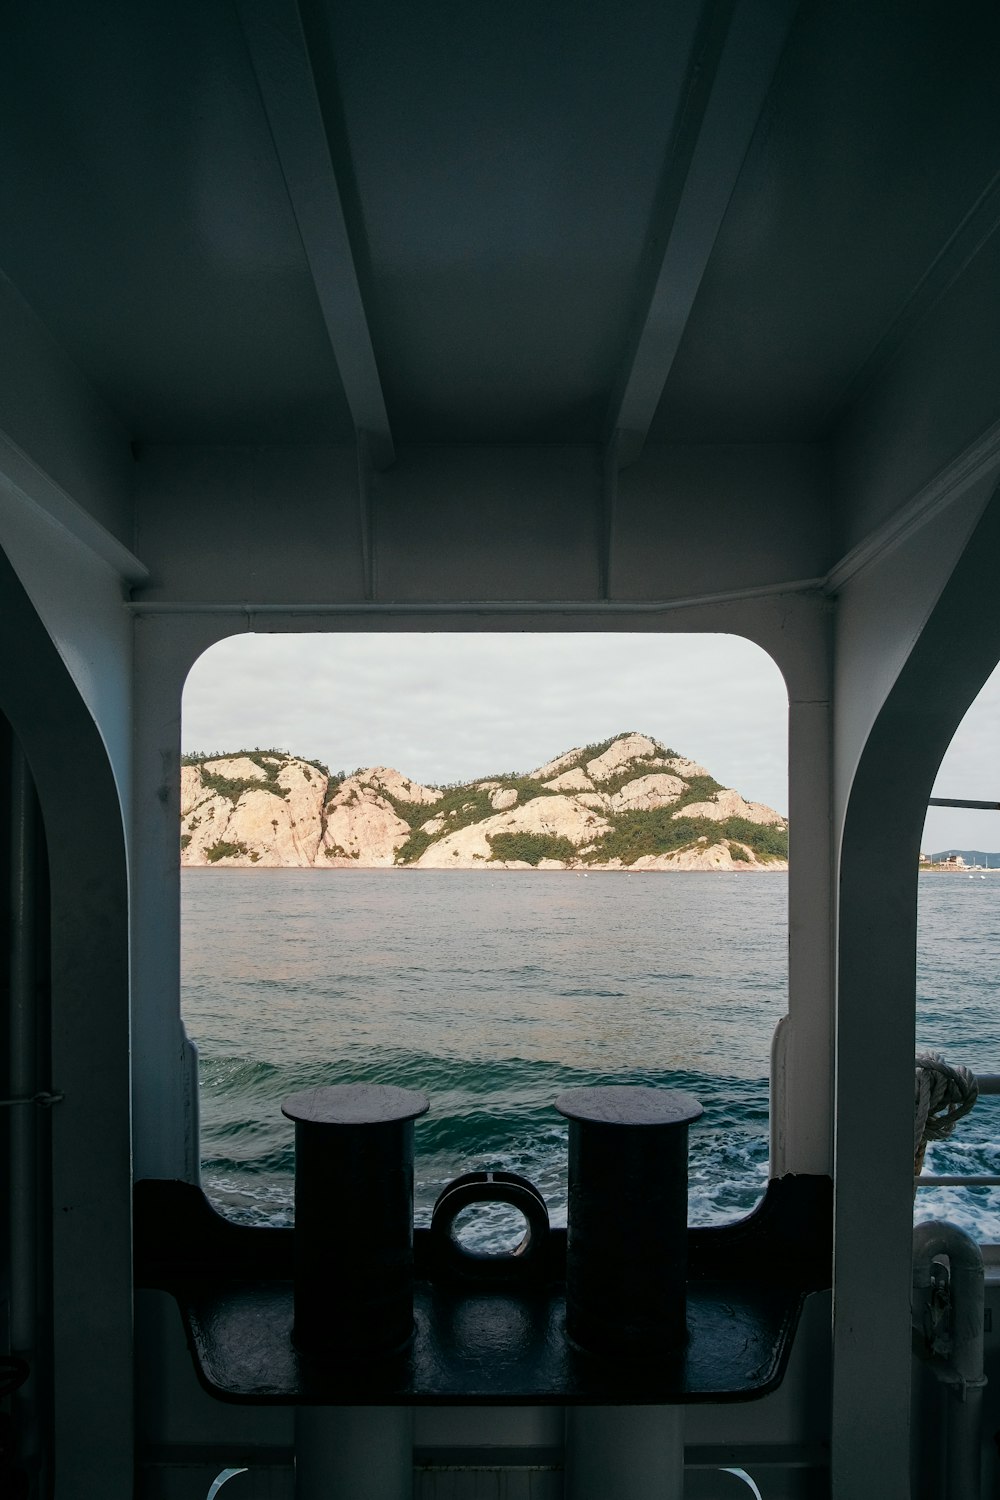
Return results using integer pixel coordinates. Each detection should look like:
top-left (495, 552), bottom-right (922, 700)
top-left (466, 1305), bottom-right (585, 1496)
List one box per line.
top-left (914, 1052), bottom-right (978, 1179)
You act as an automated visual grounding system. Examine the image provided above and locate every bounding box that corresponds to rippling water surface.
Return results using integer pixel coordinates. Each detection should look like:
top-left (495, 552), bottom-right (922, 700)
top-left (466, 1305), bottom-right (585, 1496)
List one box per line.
top-left (181, 869), bottom-right (1000, 1244)
top-left (914, 875), bottom-right (1000, 1238)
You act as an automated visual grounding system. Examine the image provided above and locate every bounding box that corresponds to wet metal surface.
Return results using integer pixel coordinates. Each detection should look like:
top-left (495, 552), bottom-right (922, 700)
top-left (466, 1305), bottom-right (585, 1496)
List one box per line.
top-left (135, 1174), bottom-right (830, 1406)
top-left (428, 1170), bottom-right (551, 1284)
top-left (180, 1276), bottom-right (801, 1405)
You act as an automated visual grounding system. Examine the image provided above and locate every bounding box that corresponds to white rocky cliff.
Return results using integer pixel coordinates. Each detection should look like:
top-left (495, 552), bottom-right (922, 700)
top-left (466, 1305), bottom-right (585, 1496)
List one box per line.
top-left (180, 735), bottom-right (787, 871)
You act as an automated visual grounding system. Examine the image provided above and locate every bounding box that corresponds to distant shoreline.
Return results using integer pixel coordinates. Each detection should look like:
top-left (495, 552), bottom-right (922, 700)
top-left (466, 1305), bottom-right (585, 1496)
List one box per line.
top-left (920, 866), bottom-right (1000, 874)
top-left (180, 863), bottom-right (787, 874)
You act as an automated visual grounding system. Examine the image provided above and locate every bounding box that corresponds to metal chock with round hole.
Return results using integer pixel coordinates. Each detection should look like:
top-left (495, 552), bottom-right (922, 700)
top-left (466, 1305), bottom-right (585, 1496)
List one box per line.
top-left (281, 1082), bottom-right (429, 1359)
top-left (554, 1085), bottom-right (703, 1358)
top-left (429, 1169), bottom-right (550, 1283)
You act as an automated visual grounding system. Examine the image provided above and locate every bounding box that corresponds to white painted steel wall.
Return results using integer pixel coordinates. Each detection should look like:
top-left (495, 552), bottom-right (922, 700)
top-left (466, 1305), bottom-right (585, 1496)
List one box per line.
top-left (0, 551), bottom-right (134, 1498)
top-left (7, 377), bottom-right (1000, 1494)
top-left (123, 438), bottom-right (837, 1490)
top-left (830, 484), bottom-right (1000, 1497)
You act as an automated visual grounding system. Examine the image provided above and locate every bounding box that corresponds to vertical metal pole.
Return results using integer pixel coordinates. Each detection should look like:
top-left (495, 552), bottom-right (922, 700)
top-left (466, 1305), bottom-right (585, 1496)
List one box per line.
top-left (912, 1220), bottom-right (985, 1500)
top-left (8, 743), bottom-right (39, 1475)
top-left (294, 1408), bottom-right (413, 1500)
top-left (564, 1406), bottom-right (685, 1500)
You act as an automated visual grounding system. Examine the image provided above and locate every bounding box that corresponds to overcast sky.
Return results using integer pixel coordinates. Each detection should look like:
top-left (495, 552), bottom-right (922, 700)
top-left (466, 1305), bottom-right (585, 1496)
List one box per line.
top-left (923, 659), bottom-right (1000, 856)
top-left (183, 632), bottom-right (790, 812)
top-left (182, 632), bottom-right (1000, 850)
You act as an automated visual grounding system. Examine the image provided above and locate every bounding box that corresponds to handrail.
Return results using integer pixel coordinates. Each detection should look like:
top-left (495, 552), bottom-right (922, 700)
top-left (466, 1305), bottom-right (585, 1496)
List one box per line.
top-left (927, 797), bottom-right (1000, 811)
top-left (916, 1177), bottom-right (1000, 1188)
top-left (916, 1075), bottom-right (1000, 1188)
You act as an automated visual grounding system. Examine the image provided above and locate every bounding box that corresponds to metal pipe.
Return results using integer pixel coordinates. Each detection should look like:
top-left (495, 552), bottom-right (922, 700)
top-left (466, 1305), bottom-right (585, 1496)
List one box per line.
top-left (917, 1175), bottom-right (1000, 1188)
top-left (8, 742), bottom-right (39, 1476)
top-left (564, 1406), bottom-right (684, 1500)
top-left (294, 1407), bottom-right (413, 1500)
top-left (926, 798), bottom-right (1000, 811)
top-left (124, 576), bottom-right (826, 617)
top-left (912, 1221), bottom-right (986, 1500)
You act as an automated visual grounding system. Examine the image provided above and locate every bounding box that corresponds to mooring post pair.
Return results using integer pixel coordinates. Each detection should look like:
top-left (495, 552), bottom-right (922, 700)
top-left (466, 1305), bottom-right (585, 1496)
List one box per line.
top-left (282, 1081), bottom-right (701, 1500)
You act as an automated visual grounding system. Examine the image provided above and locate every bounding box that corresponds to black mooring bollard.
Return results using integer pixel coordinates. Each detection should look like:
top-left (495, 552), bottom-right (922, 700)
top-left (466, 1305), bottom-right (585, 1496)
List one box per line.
top-left (554, 1085), bottom-right (703, 1358)
top-left (281, 1083), bottom-right (429, 1358)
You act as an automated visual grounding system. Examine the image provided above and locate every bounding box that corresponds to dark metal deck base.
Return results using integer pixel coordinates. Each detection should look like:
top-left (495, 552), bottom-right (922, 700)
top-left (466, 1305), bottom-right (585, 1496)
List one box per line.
top-left (178, 1276), bottom-right (804, 1405)
top-left (134, 1175), bottom-right (831, 1407)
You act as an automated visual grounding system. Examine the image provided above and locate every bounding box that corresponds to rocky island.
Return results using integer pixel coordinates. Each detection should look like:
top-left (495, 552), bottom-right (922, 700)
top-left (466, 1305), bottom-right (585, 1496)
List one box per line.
top-left (180, 734), bottom-right (787, 872)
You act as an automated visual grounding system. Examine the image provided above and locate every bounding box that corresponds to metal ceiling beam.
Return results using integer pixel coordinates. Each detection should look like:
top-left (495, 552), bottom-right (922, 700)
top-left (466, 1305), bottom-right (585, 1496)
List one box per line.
top-left (237, 0), bottom-right (394, 470)
top-left (0, 431), bottom-right (148, 584)
top-left (608, 0), bottom-right (799, 468)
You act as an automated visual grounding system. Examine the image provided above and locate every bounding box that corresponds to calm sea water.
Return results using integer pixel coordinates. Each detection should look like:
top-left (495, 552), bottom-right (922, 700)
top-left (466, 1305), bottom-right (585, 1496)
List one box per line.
top-left (180, 870), bottom-right (1000, 1245)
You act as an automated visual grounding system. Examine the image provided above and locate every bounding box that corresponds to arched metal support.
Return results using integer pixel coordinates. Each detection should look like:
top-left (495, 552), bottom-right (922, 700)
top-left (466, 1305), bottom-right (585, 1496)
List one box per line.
top-left (0, 546), bottom-right (133, 1498)
top-left (833, 485), bottom-right (1000, 1497)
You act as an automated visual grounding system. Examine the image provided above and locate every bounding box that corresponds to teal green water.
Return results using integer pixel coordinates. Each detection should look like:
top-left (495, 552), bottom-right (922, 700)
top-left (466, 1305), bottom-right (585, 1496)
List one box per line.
top-left (180, 869), bottom-right (1000, 1244)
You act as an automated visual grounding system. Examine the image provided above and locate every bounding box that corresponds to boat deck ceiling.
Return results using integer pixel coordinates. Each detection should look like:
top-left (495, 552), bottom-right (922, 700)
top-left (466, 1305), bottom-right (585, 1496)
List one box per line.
top-left (2, 1), bottom-right (999, 454)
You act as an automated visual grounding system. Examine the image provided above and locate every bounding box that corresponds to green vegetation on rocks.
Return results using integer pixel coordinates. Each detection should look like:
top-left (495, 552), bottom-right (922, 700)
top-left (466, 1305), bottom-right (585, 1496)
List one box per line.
top-left (180, 734), bottom-right (788, 870)
top-left (204, 839), bottom-right (257, 863)
top-left (487, 832), bottom-right (578, 866)
top-left (200, 767), bottom-right (288, 804)
top-left (184, 747), bottom-right (334, 804)
top-left (583, 810), bottom-right (787, 867)
top-left (722, 818), bottom-right (787, 861)
top-left (390, 776), bottom-right (547, 865)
